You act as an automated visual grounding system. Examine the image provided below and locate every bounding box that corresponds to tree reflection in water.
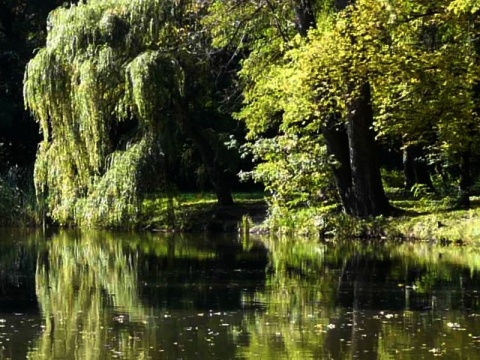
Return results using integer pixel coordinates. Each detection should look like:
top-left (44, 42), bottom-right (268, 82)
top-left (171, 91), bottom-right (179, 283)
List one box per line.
top-left (19, 231), bottom-right (480, 359)
top-left (239, 236), bottom-right (480, 359)
top-left (27, 231), bottom-right (267, 359)
top-left (30, 231), bottom-right (150, 359)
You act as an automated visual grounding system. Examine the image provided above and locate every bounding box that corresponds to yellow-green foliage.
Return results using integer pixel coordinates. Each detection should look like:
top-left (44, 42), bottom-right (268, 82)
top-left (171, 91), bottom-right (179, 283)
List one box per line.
top-left (26, 230), bottom-right (231, 359)
top-left (24, 0), bottom-right (193, 227)
top-left (207, 0), bottom-right (480, 214)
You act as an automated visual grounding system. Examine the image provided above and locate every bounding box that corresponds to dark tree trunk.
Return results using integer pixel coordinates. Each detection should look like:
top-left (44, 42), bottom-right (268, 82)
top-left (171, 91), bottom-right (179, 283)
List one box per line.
top-left (458, 150), bottom-right (472, 209)
top-left (296, 0), bottom-right (391, 218)
top-left (174, 100), bottom-right (234, 206)
top-left (293, 0), bottom-right (316, 37)
top-left (403, 144), bottom-right (433, 190)
top-left (345, 83), bottom-right (391, 217)
top-left (321, 114), bottom-right (353, 210)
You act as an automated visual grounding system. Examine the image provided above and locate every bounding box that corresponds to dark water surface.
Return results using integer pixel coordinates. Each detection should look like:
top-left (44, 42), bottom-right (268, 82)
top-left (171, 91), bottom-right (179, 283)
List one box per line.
top-left (1, 229), bottom-right (480, 359)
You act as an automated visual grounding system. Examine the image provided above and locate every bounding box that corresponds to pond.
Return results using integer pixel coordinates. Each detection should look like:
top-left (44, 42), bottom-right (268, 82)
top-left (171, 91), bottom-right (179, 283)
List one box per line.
top-left (1, 229), bottom-right (480, 359)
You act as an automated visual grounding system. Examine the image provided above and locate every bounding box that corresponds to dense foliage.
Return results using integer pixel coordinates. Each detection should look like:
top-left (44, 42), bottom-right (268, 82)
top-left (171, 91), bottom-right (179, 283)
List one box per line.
top-left (0, 0), bottom-right (479, 228)
top-left (206, 0), bottom-right (480, 215)
top-left (24, 0), bottom-right (241, 227)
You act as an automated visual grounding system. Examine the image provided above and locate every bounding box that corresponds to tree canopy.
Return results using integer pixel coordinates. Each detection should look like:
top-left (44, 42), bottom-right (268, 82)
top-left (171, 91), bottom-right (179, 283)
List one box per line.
top-left (24, 0), bottom-right (240, 227)
top-left (15, 0), bottom-right (480, 227)
top-left (206, 0), bottom-right (480, 215)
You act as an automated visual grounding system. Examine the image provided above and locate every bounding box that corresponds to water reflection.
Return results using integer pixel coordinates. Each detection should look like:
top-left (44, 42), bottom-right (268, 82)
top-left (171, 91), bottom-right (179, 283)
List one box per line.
top-left (1, 230), bottom-right (480, 358)
top-left (27, 231), bottom-right (267, 359)
top-left (246, 237), bottom-right (480, 359)
top-left (31, 231), bottom-right (149, 359)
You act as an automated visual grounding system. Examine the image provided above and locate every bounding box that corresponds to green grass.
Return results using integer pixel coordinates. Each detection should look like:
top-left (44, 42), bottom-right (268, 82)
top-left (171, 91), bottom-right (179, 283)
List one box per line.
top-left (251, 189), bottom-right (480, 243)
top-left (138, 192), bottom-right (267, 232)
top-left (137, 190), bottom-right (480, 244)
top-left (175, 192), bottom-right (266, 204)
top-left (390, 196), bottom-right (480, 243)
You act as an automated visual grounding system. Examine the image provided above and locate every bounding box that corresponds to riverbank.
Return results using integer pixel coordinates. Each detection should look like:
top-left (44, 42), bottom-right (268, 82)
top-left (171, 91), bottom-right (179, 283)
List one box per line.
top-left (389, 196), bottom-right (480, 244)
top-left (139, 192), bottom-right (480, 244)
top-left (139, 192), bottom-right (268, 232)
top-left (261, 196), bottom-right (480, 243)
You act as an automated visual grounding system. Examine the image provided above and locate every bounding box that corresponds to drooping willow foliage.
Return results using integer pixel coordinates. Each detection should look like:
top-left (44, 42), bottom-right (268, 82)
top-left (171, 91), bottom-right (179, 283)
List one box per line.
top-left (24, 0), bottom-right (201, 227)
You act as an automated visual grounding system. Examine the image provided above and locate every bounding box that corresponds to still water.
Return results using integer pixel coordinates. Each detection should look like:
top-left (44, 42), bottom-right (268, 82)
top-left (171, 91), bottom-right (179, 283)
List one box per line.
top-left (1, 229), bottom-right (480, 359)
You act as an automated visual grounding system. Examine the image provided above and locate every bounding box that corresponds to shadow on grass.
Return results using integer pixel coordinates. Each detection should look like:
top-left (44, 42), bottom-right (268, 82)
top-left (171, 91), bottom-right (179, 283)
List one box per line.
top-left (141, 193), bottom-right (268, 232)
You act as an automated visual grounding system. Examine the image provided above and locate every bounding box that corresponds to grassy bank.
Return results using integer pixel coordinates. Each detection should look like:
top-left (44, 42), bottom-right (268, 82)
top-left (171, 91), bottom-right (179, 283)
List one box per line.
top-left (139, 192), bottom-right (267, 232)
top-left (138, 191), bottom-right (480, 244)
top-left (389, 196), bottom-right (480, 244)
top-left (260, 196), bottom-right (480, 243)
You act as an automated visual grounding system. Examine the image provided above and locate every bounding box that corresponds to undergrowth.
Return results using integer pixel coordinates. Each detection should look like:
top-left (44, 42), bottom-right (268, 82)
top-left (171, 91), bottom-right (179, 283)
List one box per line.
top-left (0, 173), bottom-right (40, 226)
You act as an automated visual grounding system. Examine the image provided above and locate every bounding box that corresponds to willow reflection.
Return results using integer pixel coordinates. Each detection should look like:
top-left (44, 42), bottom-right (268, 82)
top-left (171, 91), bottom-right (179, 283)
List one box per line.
top-left (25, 230), bottom-right (480, 359)
top-left (28, 231), bottom-right (152, 359)
top-left (27, 231), bottom-right (260, 360)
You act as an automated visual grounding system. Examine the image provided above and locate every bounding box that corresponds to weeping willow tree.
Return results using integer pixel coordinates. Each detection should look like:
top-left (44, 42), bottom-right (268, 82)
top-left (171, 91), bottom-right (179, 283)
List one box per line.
top-left (24, 0), bottom-right (235, 227)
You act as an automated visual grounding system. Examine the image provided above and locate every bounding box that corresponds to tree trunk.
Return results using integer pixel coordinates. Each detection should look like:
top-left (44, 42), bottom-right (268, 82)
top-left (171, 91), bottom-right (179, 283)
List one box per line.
top-left (345, 82), bottom-right (391, 217)
top-left (321, 114), bottom-right (353, 210)
top-left (296, 0), bottom-right (391, 218)
top-left (293, 0), bottom-right (316, 36)
top-left (174, 100), bottom-right (234, 206)
top-left (403, 144), bottom-right (433, 190)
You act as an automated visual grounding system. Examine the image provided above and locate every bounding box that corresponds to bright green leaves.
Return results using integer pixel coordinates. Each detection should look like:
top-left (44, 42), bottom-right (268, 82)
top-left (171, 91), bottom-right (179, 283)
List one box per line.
top-left (210, 1), bottom-right (339, 209)
top-left (25, 0), bottom-right (480, 225)
top-left (448, 0), bottom-right (480, 14)
top-left (75, 138), bottom-right (153, 227)
top-left (365, 0), bottom-right (480, 162)
top-left (209, 0), bottom-right (480, 212)
top-left (24, 0), bottom-right (204, 227)
top-left (204, 1), bottom-right (295, 50)
top-left (126, 51), bottom-right (184, 124)
top-left (241, 135), bottom-right (331, 208)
